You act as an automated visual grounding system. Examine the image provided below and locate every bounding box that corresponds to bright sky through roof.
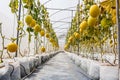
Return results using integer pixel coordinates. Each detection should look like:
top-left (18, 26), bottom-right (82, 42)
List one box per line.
top-left (0, 0), bottom-right (79, 48)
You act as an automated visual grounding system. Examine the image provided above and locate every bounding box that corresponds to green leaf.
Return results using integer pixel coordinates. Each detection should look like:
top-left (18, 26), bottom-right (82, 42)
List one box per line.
top-left (24, 4), bottom-right (29, 8)
top-left (34, 32), bottom-right (38, 36)
top-left (26, 27), bottom-right (34, 32)
top-left (9, 0), bottom-right (18, 13)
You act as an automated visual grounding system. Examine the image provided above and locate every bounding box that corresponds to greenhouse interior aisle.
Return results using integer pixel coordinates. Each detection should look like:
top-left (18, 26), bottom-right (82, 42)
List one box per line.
top-left (24, 53), bottom-right (92, 80)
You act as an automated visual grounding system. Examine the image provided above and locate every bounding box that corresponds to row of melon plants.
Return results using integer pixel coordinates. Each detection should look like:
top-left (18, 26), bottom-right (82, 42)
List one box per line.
top-left (0, 0), bottom-right (59, 62)
top-left (64, 0), bottom-right (119, 64)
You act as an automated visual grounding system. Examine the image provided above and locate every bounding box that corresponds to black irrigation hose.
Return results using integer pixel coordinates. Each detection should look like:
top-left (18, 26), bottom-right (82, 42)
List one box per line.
top-left (77, 69), bottom-right (93, 80)
top-left (20, 64), bottom-right (28, 76)
top-left (36, 57), bottom-right (41, 67)
top-left (21, 67), bottom-right (36, 80)
top-left (9, 64), bottom-right (14, 77)
top-left (41, 56), bottom-right (44, 63)
top-left (104, 59), bottom-right (116, 66)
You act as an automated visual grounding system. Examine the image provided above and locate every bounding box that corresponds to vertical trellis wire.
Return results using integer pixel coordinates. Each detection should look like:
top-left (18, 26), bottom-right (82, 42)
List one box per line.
top-left (16, 0), bottom-right (22, 57)
top-left (70, 10), bottom-right (73, 52)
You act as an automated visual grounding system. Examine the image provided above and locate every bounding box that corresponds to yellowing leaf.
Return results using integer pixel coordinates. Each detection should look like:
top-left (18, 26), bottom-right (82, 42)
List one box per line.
top-left (18, 21), bottom-right (24, 27)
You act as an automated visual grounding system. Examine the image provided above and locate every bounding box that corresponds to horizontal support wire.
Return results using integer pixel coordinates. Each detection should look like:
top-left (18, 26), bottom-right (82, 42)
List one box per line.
top-left (46, 7), bottom-right (76, 11)
top-left (53, 23), bottom-right (68, 29)
top-left (47, 6), bottom-right (76, 17)
top-left (51, 20), bottom-right (71, 23)
top-left (43, 0), bottom-right (52, 5)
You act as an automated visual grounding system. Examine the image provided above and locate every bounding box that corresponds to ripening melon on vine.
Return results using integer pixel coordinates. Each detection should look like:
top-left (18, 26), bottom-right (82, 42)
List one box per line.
top-left (34, 24), bottom-right (41, 32)
top-left (40, 29), bottom-right (45, 36)
top-left (30, 19), bottom-right (36, 27)
top-left (73, 32), bottom-right (77, 36)
top-left (7, 43), bottom-right (18, 52)
top-left (25, 15), bottom-right (33, 25)
top-left (49, 38), bottom-right (54, 43)
top-left (88, 16), bottom-right (96, 27)
top-left (75, 33), bottom-right (80, 39)
top-left (79, 28), bottom-right (83, 33)
top-left (89, 5), bottom-right (100, 18)
top-left (79, 21), bottom-right (88, 30)
top-left (40, 46), bottom-right (46, 52)
top-left (46, 33), bottom-right (50, 38)
top-left (67, 40), bottom-right (71, 44)
top-left (69, 36), bottom-right (73, 42)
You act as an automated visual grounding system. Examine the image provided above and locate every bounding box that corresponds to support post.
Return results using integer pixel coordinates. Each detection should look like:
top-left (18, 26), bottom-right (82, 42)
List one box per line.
top-left (116, 0), bottom-right (120, 68)
top-left (116, 0), bottom-right (120, 80)
top-left (77, 0), bottom-right (80, 55)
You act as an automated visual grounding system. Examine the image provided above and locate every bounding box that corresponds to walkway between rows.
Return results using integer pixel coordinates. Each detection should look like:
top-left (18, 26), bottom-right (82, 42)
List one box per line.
top-left (25, 53), bottom-right (92, 80)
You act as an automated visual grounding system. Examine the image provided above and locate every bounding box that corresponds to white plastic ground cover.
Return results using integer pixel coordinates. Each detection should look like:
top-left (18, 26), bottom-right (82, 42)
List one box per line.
top-left (102, 54), bottom-right (117, 64)
top-left (8, 62), bottom-right (21, 80)
top-left (28, 57), bottom-right (36, 71)
top-left (74, 55), bottom-right (81, 67)
top-left (66, 52), bottom-right (119, 80)
top-left (88, 60), bottom-right (100, 79)
top-left (66, 52), bottom-right (88, 72)
top-left (66, 52), bottom-right (77, 61)
top-left (25, 53), bottom-right (91, 80)
top-left (93, 53), bottom-right (101, 60)
top-left (15, 57), bottom-right (30, 78)
top-left (0, 52), bottom-right (58, 80)
top-left (3, 59), bottom-right (15, 63)
top-left (0, 62), bottom-right (21, 80)
top-left (28, 53), bottom-right (53, 72)
top-left (3, 57), bottom-right (36, 78)
top-left (65, 52), bottom-right (71, 58)
top-left (72, 54), bottom-right (77, 61)
top-left (80, 58), bottom-right (91, 73)
top-left (100, 66), bottom-right (118, 80)
top-left (66, 52), bottom-right (99, 79)
top-left (0, 64), bottom-right (11, 80)
top-left (44, 54), bottom-right (49, 61)
top-left (2, 59), bottom-right (21, 80)
top-left (40, 54), bottom-right (50, 63)
top-left (34, 55), bottom-right (41, 67)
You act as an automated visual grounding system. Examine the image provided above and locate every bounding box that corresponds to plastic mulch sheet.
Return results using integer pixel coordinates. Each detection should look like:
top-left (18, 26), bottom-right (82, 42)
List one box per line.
top-left (25, 53), bottom-right (92, 80)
